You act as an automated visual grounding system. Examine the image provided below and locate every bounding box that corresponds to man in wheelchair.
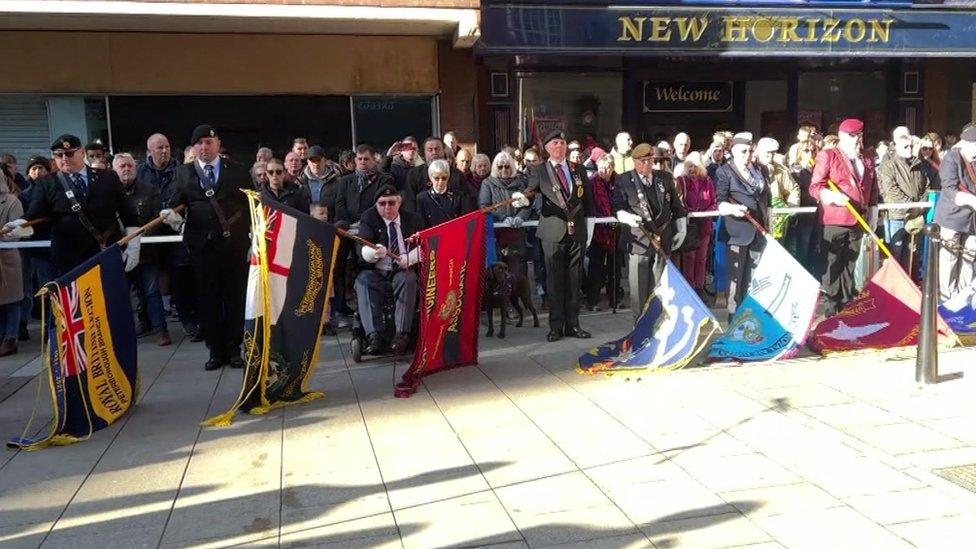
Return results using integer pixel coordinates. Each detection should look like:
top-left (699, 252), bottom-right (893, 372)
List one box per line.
top-left (355, 185), bottom-right (423, 355)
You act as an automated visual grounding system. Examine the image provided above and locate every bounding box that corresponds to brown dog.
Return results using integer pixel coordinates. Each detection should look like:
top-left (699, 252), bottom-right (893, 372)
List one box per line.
top-left (485, 261), bottom-right (539, 338)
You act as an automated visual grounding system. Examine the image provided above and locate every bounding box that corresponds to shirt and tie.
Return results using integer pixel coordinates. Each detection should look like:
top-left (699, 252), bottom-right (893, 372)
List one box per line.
top-left (378, 217), bottom-right (406, 271)
top-left (550, 160), bottom-right (573, 197)
top-left (70, 169), bottom-right (89, 201)
top-left (197, 158), bottom-right (221, 190)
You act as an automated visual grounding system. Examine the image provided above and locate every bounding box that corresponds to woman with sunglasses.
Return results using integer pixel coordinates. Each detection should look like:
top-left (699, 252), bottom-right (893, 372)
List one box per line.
top-left (260, 158), bottom-right (310, 212)
top-left (480, 152), bottom-right (531, 275)
top-left (416, 159), bottom-right (472, 229)
top-left (918, 132), bottom-right (943, 190)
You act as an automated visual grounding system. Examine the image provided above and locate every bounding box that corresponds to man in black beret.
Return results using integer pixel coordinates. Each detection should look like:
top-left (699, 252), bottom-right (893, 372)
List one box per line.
top-left (354, 184), bottom-right (423, 355)
top-left (5, 134), bottom-right (140, 276)
top-left (512, 130), bottom-right (594, 342)
top-left (159, 124), bottom-right (252, 371)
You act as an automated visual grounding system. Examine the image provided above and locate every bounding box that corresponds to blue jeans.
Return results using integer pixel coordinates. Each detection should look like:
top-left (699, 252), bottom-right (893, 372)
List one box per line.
top-left (20, 251), bottom-right (56, 321)
top-left (884, 218), bottom-right (911, 272)
top-left (129, 262), bottom-right (166, 332)
top-left (0, 302), bottom-right (20, 340)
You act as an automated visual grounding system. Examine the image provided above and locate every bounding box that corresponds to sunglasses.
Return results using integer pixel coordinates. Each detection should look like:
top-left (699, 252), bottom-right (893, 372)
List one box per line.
top-left (52, 148), bottom-right (79, 158)
top-left (431, 175), bottom-right (449, 181)
top-left (377, 199), bottom-right (399, 207)
top-left (266, 169), bottom-right (284, 175)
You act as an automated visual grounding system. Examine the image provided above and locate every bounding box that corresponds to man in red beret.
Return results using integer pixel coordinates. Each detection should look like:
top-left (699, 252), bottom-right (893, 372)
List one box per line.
top-left (809, 118), bottom-right (879, 317)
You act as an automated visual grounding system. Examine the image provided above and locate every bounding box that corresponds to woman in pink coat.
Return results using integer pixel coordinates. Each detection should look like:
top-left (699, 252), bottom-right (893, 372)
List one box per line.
top-left (675, 153), bottom-right (716, 296)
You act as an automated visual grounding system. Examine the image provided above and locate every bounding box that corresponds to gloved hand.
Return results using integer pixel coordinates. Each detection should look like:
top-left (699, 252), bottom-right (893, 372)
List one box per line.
top-left (867, 206), bottom-right (879, 230)
top-left (511, 192), bottom-right (530, 208)
top-left (615, 210), bottom-right (641, 228)
top-left (509, 216), bottom-right (524, 229)
top-left (954, 191), bottom-right (976, 210)
top-left (362, 244), bottom-right (387, 263)
top-left (159, 209), bottom-right (184, 231)
top-left (406, 247), bottom-right (422, 266)
top-left (819, 189), bottom-right (850, 207)
top-left (334, 220), bottom-right (351, 231)
top-left (396, 253), bottom-right (410, 269)
top-left (122, 227), bottom-right (141, 272)
top-left (717, 202), bottom-right (747, 218)
top-left (2, 219), bottom-right (32, 240)
top-left (672, 216), bottom-right (688, 250)
top-left (3, 218), bottom-right (27, 234)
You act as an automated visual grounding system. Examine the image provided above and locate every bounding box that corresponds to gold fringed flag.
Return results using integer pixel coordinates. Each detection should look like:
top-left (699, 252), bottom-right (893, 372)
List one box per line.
top-left (203, 193), bottom-right (338, 427)
top-left (8, 245), bottom-right (139, 450)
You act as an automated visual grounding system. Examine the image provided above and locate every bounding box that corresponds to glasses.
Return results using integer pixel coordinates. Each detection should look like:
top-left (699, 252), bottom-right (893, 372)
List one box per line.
top-left (377, 199), bottom-right (399, 207)
top-left (431, 175), bottom-right (449, 181)
top-left (52, 148), bottom-right (79, 158)
top-left (498, 165), bottom-right (513, 171)
top-left (266, 169), bottom-right (284, 175)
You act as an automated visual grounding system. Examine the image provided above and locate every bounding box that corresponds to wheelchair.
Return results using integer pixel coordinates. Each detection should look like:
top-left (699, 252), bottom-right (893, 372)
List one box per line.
top-left (349, 277), bottom-right (420, 363)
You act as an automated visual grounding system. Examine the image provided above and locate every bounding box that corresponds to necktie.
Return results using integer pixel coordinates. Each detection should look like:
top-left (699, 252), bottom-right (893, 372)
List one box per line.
top-left (554, 163), bottom-right (570, 196)
top-left (388, 221), bottom-right (400, 257)
top-left (204, 164), bottom-right (216, 189)
top-left (72, 173), bottom-right (87, 201)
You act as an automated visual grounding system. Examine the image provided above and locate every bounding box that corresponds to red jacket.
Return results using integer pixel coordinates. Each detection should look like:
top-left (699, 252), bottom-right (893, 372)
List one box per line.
top-left (809, 148), bottom-right (878, 227)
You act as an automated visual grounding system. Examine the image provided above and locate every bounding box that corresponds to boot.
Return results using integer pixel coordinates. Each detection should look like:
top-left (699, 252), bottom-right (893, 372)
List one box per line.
top-left (17, 321), bottom-right (29, 342)
top-left (156, 330), bottom-right (172, 347)
top-left (0, 338), bottom-right (17, 357)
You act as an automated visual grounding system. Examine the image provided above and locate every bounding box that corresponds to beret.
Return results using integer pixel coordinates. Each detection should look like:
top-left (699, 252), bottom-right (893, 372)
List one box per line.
top-left (190, 124), bottom-right (219, 145)
top-left (839, 118), bottom-right (864, 134)
top-left (50, 134), bottom-right (81, 151)
top-left (542, 130), bottom-right (565, 147)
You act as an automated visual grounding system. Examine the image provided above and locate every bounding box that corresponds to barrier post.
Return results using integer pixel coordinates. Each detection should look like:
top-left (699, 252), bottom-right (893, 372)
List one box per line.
top-left (916, 223), bottom-right (940, 385)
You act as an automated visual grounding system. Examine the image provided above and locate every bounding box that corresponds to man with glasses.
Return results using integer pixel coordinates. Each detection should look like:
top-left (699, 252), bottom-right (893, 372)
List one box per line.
top-left (5, 134), bottom-right (139, 276)
top-left (354, 185), bottom-right (422, 355)
top-left (810, 118), bottom-right (879, 317)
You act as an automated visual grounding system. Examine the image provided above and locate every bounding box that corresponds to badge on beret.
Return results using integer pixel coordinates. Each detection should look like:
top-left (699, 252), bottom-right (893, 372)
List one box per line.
top-left (62, 141), bottom-right (72, 149)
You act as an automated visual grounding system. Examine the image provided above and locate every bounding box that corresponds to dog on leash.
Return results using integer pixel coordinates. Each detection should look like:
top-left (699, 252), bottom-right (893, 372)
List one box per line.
top-left (485, 261), bottom-right (539, 338)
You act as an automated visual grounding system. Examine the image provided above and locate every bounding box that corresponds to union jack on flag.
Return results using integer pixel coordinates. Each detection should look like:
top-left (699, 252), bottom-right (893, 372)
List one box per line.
top-left (57, 282), bottom-right (89, 378)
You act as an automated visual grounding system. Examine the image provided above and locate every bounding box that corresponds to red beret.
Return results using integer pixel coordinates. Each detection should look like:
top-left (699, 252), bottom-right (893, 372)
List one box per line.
top-left (838, 118), bottom-right (864, 135)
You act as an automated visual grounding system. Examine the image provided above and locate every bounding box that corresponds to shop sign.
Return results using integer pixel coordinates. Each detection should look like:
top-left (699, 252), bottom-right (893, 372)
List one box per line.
top-left (480, 6), bottom-right (976, 56)
top-left (643, 82), bottom-right (732, 112)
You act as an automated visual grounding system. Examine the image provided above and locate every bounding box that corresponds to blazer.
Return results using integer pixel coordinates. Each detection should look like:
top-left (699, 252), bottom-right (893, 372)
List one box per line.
top-left (355, 207), bottom-right (424, 271)
top-left (525, 160), bottom-right (593, 245)
top-left (612, 169), bottom-right (686, 255)
top-left (415, 188), bottom-right (473, 229)
top-left (27, 167), bottom-right (138, 272)
top-left (168, 158), bottom-right (251, 252)
top-left (934, 149), bottom-right (976, 234)
top-left (809, 148), bottom-right (878, 227)
top-left (714, 162), bottom-right (772, 247)
top-left (334, 171), bottom-right (395, 224)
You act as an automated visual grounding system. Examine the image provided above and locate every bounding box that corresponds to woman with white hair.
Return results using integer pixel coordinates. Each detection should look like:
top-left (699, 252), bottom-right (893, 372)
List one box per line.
top-left (467, 153), bottom-right (491, 197)
top-left (416, 158), bottom-right (472, 229)
top-left (480, 151), bottom-right (531, 274)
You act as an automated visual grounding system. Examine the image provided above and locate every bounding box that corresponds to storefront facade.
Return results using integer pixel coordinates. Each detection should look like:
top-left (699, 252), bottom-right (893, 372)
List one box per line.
top-left (478, 0), bottom-right (976, 152)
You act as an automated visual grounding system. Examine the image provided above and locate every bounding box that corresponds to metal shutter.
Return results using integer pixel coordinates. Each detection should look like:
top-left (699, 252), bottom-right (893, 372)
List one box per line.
top-left (0, 95), bottom-right (50, 174)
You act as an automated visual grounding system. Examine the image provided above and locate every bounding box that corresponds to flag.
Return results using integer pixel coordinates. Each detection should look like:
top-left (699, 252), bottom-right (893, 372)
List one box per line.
top-left (811, 258), bottom-right (953, 354)
top-left (396, 210), bottom-right (487, 397)
top-left (485, 215), bottom-right (498, 267)
top-left (578, 260), bottom-right (718, 375)
top-left (940, 281), bottom-right (976, 344)
top-left (709, 234), bottom-right (820, 362)
top-left (8, 245), bottom-right (138, 450)
top-left (203, 193), bottom-right (337, 426)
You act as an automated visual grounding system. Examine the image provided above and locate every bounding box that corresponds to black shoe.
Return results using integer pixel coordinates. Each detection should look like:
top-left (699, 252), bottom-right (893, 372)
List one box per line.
top-left (365, 333), bottom-right (385, 355)
top-left (566, 327), bottom-right (592, 339)
top-left (17, 322), bottom-right (29, 342)
top-left (546, 330), bottom-right (563, 342)
top-left (228, 356), bottom-right (244, 369)
top-left (204, 358), bottom-right (224, 371)
top-left (391, 333), bottom-right (410, 355)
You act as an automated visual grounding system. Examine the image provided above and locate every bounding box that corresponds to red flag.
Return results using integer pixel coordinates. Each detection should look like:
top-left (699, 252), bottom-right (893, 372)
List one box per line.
top-left (395, 211), bottom-right (487, 397)
top-left (811, 258), bottom-right (953, 355)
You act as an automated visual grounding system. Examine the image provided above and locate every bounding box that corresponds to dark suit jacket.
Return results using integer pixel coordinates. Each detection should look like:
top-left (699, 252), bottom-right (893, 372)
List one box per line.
top-left (334, 171), bottom-right (395, 224)
top-left (525, 160), bottom-right (593, 245)
top-left (612, 169), bottom-right (686, 255)
top-left (714, 162), bottom-right (772, 247)
top-left (405, 163), bottom-right (467, 213)
top-left (415, 188), bottom-right (474, 229)
top-left (261, 182), bottom-right (310, 213)
top-left (355, 207), bottom-right (424, 271)
top-left (168, 158), bottom-right (251, 252)
top-left (27, 167), bottom-right (138, 272)
top-left (934, 149), bottom-right (976, 234)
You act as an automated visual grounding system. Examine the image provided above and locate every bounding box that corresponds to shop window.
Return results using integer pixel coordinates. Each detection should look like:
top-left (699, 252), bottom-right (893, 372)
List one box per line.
top-left (798, 71), bottom-right (888, 141)
top-left (518, 73), bottom-right (622, 149)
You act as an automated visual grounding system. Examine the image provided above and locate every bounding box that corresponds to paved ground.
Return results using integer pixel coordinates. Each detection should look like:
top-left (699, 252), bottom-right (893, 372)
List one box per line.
top-left (2, 309), bottom-right (976, 548)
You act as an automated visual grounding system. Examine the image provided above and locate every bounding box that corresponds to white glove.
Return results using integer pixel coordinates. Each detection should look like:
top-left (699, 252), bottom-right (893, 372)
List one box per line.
top-left (819, 189), bottom-right (850, 207)
top-left (672, 217), bottom-right (688, 250)
top-left (159, 209), bottom-right (184, 231)
top-left (3, 218), bottom-right (27, 233)
top-left (867, 206), bottom-right (879, 230)
top-left (2, 219), bottom-right (33, 240)
top-left (362, 244), bottom-right (387, 263)
top-left (510, 216), bottom-right (524, 229)
top-left (954, 191), bottom-right (976, 210)
top-left (511, 192), bottom-right (530, 208)
top-left (717, 202), bottom-right (747, 218)
top-left (615, 210), bottom-right (641, 228)
top-left (122, 227), bottom-right (141, 273)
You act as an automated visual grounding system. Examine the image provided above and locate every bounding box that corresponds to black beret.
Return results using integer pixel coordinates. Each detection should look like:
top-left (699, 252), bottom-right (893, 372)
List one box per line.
top-left (542, 130), bottom-right (566, 147)
top-left (50, 134), bottom-right (81, 151)
top-left (85, 138), bottom-right (108, 151)
top-left (961, 123), bottom-right (976, 143)
top-left (26, 155), bottom-right (51, 172)
top-left (190, 124), bottom-right (219, 145)
top-left (375, 184), bottom-right (400, 200)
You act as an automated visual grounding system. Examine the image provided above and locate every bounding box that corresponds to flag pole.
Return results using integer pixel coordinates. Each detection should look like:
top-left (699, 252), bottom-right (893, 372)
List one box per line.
top-left (116, 205), bottom-right (186, 247)
top-left (0, 216), bottom-right (51, 236)
top-left (826, 179), bottom-right (893, 260)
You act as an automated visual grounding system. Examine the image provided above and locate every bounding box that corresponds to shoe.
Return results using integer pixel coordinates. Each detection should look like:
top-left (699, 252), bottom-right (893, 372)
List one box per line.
top-left (365, 333), bottom-right (385, 355)
top-left (566, 327), bottom-right (592, 339)
top-left (391, 333), bottom-right (410, 355)
top-left (156, 330), bottom-right (172, 347)
top-left (204, 358), bottom-right (223, 371)
top-left (185, 325), bottom-right (204, 342)
top-left (546, 330), bottom-right (563, 342)
top-left (228, 356), bottom-right (244, 369)
top-left (0, 338), bottom-right (17, 357)
top-left (321, 323), bottom-right (336, 336)
top-left (586, 305), bottom-right (602, 312)
top-left (17, 322), bottom-right (29, 342)
top-left (334, 314), bottom-right (351, 329)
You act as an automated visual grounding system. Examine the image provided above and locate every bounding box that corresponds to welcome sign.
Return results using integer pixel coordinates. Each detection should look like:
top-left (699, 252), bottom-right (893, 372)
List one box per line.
top-left (643, 82), bottom-right (732, 112)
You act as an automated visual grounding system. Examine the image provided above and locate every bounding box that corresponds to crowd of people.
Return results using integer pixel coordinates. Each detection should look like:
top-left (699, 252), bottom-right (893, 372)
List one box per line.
top-left (1, 116), bottom-right (974, 365)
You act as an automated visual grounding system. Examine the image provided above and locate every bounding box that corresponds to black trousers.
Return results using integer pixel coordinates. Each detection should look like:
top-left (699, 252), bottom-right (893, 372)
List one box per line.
top-left (542, 237), bottom-right (583, 332)
top-left (585, 241), bottom-right (623, 308)
top-left (822, 225), bottom-right (861, 316)
top-left (727, 236), bottom-right (765, 319)
top-left (190, 241), bottom-right (249, 360)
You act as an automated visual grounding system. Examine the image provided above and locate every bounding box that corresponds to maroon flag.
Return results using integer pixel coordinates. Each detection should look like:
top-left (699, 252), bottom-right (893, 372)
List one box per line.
top-left (395, 211), bottom-right (487, 397)
top-left (811, 258), bottom-right (953, 354)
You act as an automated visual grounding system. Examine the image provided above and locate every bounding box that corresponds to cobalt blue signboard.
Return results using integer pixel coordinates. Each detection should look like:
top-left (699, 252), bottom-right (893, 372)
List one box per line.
top-left (479, 5), bottom-right (976, 56)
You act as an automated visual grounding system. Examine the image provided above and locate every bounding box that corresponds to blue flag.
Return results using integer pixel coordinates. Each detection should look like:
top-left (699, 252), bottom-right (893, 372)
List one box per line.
top-left (940, 281), bottom-right (976, 343)
top-left (709, 234), bottom-right (820, 362)
top-left (8, 245), bottom-right (139, 450)
top-left (578, 260), bottom-right (718, 375)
